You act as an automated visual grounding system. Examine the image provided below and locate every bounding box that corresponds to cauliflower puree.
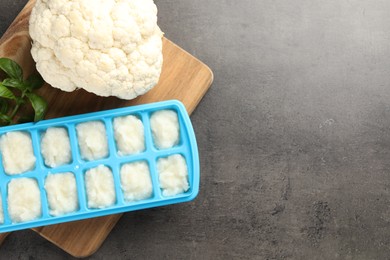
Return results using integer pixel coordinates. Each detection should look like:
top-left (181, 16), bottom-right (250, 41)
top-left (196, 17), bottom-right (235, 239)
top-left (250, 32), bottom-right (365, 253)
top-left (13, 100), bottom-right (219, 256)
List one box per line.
top-left (8, 178), bottom-right (41, 223)
top-left (157, 154), bottom-right (189, 196)
top-left (85, 165), bottom-right (116, 208)
top-left (0, 131), bottom-right (36, 175)
top-left (150, 110), bottom-right (180, 149)
top-left (41, 127), bottom-right (72, 167)
top-left (45, 172), bottom-right (78, 216)
top-left (120, 161), bottom-right (152, 202)
top-left (76, 121), bottom-right (108, 161)
top-left (113, 115), bottom-right (145, 155)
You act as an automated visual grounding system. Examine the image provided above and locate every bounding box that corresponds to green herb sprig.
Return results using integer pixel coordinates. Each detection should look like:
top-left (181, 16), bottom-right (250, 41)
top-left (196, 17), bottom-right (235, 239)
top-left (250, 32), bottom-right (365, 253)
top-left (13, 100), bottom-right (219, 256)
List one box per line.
top-left (0, 58), bottom-right (47, 125)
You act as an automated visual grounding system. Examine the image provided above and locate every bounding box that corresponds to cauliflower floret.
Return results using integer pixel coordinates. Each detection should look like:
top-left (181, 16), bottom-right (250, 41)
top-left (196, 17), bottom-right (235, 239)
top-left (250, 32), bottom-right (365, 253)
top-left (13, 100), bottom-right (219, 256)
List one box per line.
top-left (29, 0), bottom-right (163, 100)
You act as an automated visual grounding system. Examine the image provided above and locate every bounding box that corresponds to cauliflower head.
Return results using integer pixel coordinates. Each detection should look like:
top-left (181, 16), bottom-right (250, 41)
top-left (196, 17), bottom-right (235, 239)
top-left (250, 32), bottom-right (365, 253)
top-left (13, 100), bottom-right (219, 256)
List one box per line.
top-left (29, 0), bottom-right (163, 100)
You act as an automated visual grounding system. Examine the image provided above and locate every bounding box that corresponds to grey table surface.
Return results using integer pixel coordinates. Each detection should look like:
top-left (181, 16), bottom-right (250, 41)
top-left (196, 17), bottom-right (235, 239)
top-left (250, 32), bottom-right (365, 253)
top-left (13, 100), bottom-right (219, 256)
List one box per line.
top-left (1, 0), bottom-right (390, 259)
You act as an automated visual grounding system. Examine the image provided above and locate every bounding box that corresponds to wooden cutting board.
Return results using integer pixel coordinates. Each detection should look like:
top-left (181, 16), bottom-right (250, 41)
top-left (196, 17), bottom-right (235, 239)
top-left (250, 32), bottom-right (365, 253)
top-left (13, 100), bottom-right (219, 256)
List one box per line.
top-left (0, 0), bottom-right (213, 257)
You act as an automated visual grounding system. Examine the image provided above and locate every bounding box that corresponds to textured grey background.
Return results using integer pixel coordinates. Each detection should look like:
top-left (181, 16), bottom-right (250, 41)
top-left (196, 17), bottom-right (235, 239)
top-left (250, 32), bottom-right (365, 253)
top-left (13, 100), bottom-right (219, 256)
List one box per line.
top-left (1, 0), bottom-right (390, 259)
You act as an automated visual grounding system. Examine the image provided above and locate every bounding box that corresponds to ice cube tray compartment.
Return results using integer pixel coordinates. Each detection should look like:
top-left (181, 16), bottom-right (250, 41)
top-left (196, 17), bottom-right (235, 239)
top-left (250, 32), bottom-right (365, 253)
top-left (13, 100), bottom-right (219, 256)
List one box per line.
top-left (0, 100), bottom-right (199, 232)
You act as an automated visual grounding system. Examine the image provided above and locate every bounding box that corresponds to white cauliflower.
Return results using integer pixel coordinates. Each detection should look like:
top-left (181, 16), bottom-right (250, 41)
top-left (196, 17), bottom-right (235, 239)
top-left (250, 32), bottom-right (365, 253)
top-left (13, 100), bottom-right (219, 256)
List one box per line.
top-left (29, 0), bottom-right (163, 100)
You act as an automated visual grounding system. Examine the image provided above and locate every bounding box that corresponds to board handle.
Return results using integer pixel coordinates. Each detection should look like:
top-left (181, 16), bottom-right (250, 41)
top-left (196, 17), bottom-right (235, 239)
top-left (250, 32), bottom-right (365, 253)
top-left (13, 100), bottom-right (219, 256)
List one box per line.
top-left (0, 0), bottom-right (37, 246)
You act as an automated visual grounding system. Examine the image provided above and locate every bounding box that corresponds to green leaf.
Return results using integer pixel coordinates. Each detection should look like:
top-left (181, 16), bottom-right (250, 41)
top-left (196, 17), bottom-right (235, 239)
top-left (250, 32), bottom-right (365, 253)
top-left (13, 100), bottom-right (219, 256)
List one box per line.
top-left (0, 59), bottom-right (48, 125)
top-left (0, 113), bottom-right (11, 126)
top-left (26, 93), bottom-right (47, 121)
top-left (0, 99), bottom-right (8, 114)
top-left (0, 84), bottom-right (15, 99)
top-left (2, 78), bottom-right (24, 90)
top-left (0, 58), bottom-right (23, 81)
top-left (25, 73), bottom-right (45, 90)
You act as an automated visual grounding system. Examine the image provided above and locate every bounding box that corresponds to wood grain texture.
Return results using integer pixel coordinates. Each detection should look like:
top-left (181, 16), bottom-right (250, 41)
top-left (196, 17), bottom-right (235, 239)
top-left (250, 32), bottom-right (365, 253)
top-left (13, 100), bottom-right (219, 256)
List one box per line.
top-left (0, 0), bottom-right (213, 257)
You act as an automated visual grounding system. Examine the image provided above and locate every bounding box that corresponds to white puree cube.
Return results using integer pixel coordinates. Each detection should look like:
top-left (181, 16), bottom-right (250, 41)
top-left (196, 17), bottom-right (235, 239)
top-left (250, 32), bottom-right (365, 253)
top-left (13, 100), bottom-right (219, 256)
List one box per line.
top-left (41, 127), bottom-right (72, 167)
top-left (120, 161), bottom-right (152, 202)
top-left (76, 121), bottom-right (108, 161)
top-left (150, 110), bottom-right (180, 149)
top-left (45, 172), bottom-right (78, 216)
top-left (8, 178), bottom-right (41, 223)
top-left (113, 115), bottom-right (145, 155)
top-left (85, 165), bottom-right (116, 208)
top-left (0, 131), bottom-right (36, 175)
top-left (157, 154), bottom-right (189, 196)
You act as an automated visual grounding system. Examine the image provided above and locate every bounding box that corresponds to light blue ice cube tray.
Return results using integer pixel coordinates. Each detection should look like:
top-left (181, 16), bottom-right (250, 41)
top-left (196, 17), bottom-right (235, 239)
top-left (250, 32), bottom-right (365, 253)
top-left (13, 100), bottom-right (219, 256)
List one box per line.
top-left (0, 100), bottom-right (199, 233)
